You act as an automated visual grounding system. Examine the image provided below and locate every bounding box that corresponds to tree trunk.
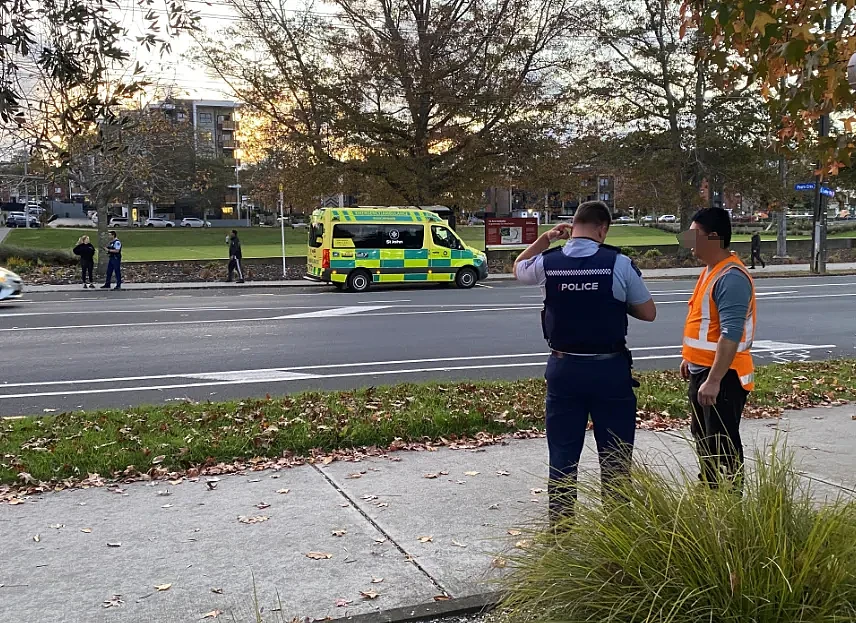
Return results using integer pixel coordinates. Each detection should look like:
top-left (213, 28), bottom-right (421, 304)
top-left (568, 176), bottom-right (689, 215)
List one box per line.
top-left (96, 198), bottom-right (110, 276)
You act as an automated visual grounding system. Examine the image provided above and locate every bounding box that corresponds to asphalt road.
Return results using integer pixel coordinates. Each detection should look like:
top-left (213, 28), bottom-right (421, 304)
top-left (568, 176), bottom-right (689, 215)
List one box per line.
top-left (1, 276), bottom-right (855, 416)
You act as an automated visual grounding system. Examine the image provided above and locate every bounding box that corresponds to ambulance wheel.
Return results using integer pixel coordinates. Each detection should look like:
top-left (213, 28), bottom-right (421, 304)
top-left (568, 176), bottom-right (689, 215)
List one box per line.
top-left (455, 267), bottom-right (478, 289)
top-left (347, 270), bottom-right (372, 293)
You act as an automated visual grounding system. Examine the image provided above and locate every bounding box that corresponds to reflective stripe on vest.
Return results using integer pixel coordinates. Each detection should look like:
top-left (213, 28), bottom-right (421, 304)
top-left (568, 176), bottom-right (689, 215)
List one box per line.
top-left (682, 254), bottom-right (756, 391)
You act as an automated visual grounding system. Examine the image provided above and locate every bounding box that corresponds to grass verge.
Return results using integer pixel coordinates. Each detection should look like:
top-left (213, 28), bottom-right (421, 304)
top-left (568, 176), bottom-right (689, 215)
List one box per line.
top-left (1, 360), bottom-right (853, 494)
top-left (498, 445), bottom-right (856, 622)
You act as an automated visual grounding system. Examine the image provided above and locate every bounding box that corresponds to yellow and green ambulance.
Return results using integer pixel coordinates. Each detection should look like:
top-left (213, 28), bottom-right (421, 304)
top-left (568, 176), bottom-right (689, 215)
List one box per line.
top-left (305, 206), bottom-right (488, 292)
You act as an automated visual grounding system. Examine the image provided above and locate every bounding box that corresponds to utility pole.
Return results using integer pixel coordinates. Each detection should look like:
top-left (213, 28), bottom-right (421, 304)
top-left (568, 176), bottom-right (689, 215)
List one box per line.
top-left (811, 6), bottom-right (833, 274)
top-left (776, 153), bottom-right (788, 259)
top-left (279, 184), bottom-right (286, 277)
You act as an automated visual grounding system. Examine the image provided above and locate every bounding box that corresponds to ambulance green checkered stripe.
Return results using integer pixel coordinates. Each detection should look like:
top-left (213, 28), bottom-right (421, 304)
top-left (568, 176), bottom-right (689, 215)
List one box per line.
top-left (330, 260), bottom-right (356, 269)
top-left (404, 249), bottom-right (429, 259)
top-left (338, 267), bottom-right (460, 275)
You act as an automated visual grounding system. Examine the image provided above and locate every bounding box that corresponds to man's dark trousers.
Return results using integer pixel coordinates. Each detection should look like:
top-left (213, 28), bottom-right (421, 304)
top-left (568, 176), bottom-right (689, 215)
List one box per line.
top-left (105, 256), bottom-right (122, 288)
top-left (545, 353), bottom-right (637, 518)
top-left (688, 368), bottom-right (747, 491)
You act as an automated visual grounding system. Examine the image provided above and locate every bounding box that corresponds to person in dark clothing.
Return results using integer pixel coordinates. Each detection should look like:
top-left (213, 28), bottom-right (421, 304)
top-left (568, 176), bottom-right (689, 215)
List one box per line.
top-left (101, 230), bottom-right (122, 290)
top-left (750, 232), bottom-right (765, 269)
top-left (73, 235), bottom-right (96, 289)
top-left (227, 230), bottom-right (244, 283)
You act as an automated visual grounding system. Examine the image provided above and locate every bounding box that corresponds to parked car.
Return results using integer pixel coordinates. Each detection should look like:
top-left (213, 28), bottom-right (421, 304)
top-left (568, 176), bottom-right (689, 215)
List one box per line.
top-left (5, 212), bottom-right (41, 228)
top-left (641, 215), bottom-right (655, 223)
top-left (108, 216), bottom-right (130, 227)
top-left (615, 216), bottom-right (634, 223)
top-left (0, 266), bottom-right (23, 302)
top-left (658, 214), bottom-right (677, 223)
top-left (290, 221), bottom-right (309, 228)
top-left (145, 217), bottom-right (175, 228)
top-left (180, 217), bottom-right (212, 228)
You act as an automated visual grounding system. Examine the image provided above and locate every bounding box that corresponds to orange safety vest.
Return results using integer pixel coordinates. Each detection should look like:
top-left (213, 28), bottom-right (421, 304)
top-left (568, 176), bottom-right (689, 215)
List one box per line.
top-left (682, 253), bottom-right (757, 391)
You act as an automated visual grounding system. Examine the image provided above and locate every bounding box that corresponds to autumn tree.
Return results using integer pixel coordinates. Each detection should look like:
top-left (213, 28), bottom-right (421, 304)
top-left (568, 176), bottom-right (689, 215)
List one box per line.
top-left (194, 0), bottom-right (585, 206)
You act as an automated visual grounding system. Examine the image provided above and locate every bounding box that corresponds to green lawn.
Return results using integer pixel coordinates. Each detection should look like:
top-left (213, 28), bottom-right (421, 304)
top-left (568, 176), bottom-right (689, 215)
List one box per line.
top-left (5, 224), bottom-right (853, 261)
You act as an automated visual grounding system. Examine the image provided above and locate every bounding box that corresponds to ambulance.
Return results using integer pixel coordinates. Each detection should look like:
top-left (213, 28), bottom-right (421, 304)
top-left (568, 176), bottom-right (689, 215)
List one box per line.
top-left (305, 206), bottom-right (488, 292)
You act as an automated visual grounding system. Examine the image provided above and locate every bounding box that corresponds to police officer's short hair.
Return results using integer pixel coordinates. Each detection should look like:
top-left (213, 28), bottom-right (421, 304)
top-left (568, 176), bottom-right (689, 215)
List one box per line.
top-left (691, 208), bottom-right (732, 247)
top-left (574, 201), bottom-right (612, 227)
top-left (109, 230), bottom-right (117, 237)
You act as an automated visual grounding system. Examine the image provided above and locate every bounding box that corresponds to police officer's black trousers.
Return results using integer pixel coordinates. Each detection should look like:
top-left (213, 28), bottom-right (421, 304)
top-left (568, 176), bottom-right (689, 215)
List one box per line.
top-left (688, 368), bottom-right (747, 493)
top-left (545, 354), bottom-right (637, 519)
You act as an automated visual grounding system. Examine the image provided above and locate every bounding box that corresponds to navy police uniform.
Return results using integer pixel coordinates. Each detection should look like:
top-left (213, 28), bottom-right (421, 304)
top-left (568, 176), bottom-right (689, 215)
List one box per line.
top-left (517, 237), bottom-right (651, 517)
top-left (104, 238), bottom-right (122, 289)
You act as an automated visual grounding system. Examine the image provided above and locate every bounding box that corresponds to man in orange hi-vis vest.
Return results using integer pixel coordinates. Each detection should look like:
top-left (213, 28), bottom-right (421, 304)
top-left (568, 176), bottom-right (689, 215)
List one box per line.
top-left (680, 208), bottom-right (756, 493)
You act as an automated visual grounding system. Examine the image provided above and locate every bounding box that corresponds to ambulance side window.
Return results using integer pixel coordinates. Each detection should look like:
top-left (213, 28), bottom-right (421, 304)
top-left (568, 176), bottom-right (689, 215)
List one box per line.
top-left (431, 226), bottom-right (463, 250)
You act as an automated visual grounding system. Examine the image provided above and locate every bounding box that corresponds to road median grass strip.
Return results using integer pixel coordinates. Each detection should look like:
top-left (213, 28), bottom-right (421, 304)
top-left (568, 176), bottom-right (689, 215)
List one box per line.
top-left (1, 360), bottom-right (853, 498)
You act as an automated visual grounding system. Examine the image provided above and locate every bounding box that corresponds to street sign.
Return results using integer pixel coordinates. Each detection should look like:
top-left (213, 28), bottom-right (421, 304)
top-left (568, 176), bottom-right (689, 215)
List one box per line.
top-left (821, 187), bottom-right (835, 198)
top-left (795, 183), bottom-right (816, 191)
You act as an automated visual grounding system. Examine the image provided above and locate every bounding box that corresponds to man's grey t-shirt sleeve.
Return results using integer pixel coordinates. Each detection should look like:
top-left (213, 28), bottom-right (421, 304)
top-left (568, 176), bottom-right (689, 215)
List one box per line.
top-left (614, 255), bottom-right (651, 305)
top-left (713, 270), bottom-right (752, 343)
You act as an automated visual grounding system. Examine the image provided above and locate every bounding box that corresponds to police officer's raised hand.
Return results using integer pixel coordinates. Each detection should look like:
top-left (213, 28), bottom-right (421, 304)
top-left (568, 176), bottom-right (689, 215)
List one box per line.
top-left (545, 223), bottom-right (573, 242)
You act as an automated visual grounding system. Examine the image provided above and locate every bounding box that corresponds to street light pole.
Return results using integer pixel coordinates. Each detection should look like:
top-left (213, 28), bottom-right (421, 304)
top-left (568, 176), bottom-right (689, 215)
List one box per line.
top-left (811, 7), bottom-right (833, 274)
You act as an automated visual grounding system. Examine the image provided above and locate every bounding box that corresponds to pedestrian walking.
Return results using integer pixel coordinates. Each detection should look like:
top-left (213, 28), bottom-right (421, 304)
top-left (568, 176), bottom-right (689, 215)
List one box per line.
top-left (226, 230), bottom-right (244, 283)
top-left (680, 208), bottom-right (757, 494)
top-left (73, 235), bottom-right (96, 289)
top-left (514, 201), bottom-right (657, 520)
top-left (750, 232), bottom-right (765, 269)
top-left (101, 230), bottom-right (122, 290)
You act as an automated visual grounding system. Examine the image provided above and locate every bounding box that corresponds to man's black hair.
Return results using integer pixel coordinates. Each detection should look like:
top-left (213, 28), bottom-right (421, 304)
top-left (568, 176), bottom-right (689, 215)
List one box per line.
top-left (108, 230), bottom-right (117, 237)
top-left (231, 229), bottom-right (238, 236)
top-left (691, 207), bottom-right (732, 247)
top-left (573, 201), bottom-right (612, 227)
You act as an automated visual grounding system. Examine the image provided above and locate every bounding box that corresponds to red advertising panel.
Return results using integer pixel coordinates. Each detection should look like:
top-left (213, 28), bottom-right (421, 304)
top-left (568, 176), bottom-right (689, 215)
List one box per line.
top-left (485, 218), bottom-right (539, 247)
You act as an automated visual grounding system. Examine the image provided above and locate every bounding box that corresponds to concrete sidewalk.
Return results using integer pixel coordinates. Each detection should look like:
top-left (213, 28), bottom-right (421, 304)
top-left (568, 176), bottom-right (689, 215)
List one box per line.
top-left (21, 261), bottom-right (856, 293)
top-left (2, 405), bottom-right (854, 622)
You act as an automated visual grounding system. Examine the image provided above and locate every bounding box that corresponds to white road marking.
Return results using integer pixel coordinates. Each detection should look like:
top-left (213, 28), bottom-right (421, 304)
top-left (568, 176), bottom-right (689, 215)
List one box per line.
top-left (189, 370), bottom-right (320, 382)
top-left (276, 305), bottom-right (390, 319)
top-left (753, 340), bottom-right (836, 351)
top-left (476, 283), bottom-right (494, 288)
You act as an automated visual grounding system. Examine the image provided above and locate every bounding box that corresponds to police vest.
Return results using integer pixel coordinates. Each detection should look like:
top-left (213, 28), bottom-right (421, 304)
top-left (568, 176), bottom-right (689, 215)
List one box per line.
top-left (542, 245), bottom-right (627, 354)
top-left (108, 240), bottom-right (122, 259)
top-left (682, 254), bottom-right (756, 390)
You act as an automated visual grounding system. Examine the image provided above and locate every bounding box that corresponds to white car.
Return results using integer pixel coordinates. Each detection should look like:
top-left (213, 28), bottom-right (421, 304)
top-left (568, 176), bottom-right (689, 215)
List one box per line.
top-left (0, 267), bottom-right (23, 302)
top-left (641, 215), bottom-right (654, 223)
top-left (109, 216), bottom-right (130, 227)
top-left (616, 216), bottom-right (634, 223)
top-left (145, 217), bottom-right (175, 228)
top-left (181, 217), bottom-right (212, 228)
top-left (658, 214), bottom-right (677, 223)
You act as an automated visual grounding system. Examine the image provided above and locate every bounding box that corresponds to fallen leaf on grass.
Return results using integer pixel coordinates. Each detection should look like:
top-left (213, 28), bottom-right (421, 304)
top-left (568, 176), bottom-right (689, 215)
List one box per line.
top-left (371, 577), bottom-right (384, 584)
top-left (237, 515), bottom-right (269, 525)
top-left (81, 528), bottom-right (92, 534)
top-left (331, 529), bottom-right (346, 537)
top-left (515, 540), bottom-right (531, 550)
top-left (276, 489), bottom-right (290, 495)
top-left (306, 551), bottom-right (332, 560)
top-left (202, 609), bottom-right (223, 619)
top-left (492, 557), bottom-right (508, 569)
top-left (152, 456), bottom-right (166, 465)
top-left (102, 595), bottom-right (124, 609)
top-left (464, 471), bottom-right (480, 476)
top-left (417, 535), bottom-right (433, 543)
top-left (360, 590), bottom-right (380, 600)
top-left (155, 584), bottom-right (172, 592)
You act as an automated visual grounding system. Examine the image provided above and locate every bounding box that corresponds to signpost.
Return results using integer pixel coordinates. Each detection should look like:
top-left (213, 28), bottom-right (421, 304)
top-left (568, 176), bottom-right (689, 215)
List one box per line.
top-left (795, 182), bottom-right (834, 197)
top-left (485, 218), bottom-right (539, 248)
top-left (279, 184), bottom-right (286, 277)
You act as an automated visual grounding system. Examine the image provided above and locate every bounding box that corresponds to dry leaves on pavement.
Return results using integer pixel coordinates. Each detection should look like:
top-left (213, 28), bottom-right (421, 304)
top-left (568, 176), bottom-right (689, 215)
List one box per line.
top-left (155, 584), bottom-right (172, 592)
top-left (102, 595), bottom-right (124, 609)
top-left (201, 610), bottom-right (223, 619)
top-left (464, 471), bottom-right (480, 476)
top-left (331, 529), bottom-right (347, 537)
top-left (360, 590), bottom-right (380, 600)
top-left (417, 535), bottom-right (433, 543)
top-left (237, 515), bottom-right (269, 524)
top-left (306, 551), bottom-right (332, 560)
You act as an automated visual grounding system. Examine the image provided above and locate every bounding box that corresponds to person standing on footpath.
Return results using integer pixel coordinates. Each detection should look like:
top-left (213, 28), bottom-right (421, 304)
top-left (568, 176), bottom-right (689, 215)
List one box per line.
top-left (101, 230), bottom-right (122, 290)
top-left (750, 232), bottom-right (766, 269)
top-left (680, 208), bottom-right (757, 493)
top-left (514, 201), bottom-right (657, 520)
top-left (226, 229), bottom-right (244, 283)
top-left (73, 235), bottom-right (96, 289)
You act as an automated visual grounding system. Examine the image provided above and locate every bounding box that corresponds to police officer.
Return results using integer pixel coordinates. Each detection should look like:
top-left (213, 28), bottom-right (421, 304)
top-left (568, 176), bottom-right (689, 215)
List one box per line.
top-left (514, 201), bottom-right (656, 519)
top-left (101, 230), bottom-right (122, 290)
